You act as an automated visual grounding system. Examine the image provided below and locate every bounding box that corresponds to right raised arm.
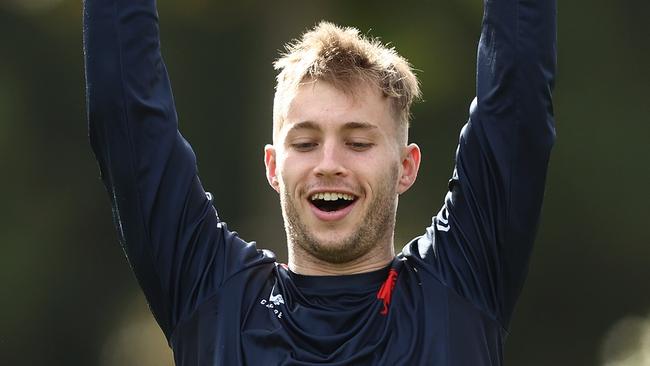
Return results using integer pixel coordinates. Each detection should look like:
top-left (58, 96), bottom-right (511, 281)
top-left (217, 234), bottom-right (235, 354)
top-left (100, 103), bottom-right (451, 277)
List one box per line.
top-left (83, 0), bottom-right (269, 339)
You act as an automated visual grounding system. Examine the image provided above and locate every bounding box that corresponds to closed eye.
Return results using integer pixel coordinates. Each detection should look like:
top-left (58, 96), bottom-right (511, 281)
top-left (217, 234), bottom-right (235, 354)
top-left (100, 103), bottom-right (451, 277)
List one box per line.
top-left (291, 142), bottom-right (318, 152)
top-left (347, 142), bottom-right (374, 151)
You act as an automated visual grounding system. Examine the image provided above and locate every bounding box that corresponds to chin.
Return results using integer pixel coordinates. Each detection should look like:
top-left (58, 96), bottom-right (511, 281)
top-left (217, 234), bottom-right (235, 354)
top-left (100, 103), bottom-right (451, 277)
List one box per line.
top-left (299, 228), bottom-right (372, 264)
top-left (313, 233), bottom-right (354, 250)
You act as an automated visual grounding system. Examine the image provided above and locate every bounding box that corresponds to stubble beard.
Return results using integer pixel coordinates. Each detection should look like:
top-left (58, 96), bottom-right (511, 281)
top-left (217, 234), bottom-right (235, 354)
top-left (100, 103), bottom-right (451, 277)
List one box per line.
top-left (280, 167), bottom-right (399, 265)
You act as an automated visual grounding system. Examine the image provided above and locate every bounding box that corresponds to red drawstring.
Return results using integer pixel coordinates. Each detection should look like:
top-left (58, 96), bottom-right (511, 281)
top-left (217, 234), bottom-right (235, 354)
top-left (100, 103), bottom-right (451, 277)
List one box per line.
top-left (377, 269), bottom-right (398, 315)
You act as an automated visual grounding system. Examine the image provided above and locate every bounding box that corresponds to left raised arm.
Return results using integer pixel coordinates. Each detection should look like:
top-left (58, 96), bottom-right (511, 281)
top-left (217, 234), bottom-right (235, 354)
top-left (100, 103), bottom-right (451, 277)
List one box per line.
top-left (416, 0), bottom-right (557, 328)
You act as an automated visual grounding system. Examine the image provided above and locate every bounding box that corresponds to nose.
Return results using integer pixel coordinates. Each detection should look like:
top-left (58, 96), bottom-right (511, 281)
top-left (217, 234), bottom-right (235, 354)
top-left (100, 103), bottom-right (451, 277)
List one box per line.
top-left (313, 141), bottom-right (347, 178)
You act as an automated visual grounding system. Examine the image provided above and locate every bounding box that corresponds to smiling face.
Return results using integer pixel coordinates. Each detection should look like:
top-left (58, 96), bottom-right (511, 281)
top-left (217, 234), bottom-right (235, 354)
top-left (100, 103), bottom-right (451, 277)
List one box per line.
top-left (265, 80), bottom-right (421, 272)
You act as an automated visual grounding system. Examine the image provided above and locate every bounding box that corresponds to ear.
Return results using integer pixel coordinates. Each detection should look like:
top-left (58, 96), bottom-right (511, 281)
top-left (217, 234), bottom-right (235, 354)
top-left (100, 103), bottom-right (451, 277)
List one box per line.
top-left (264, 144), bottom-right (280, 193)
top-left (397, 143), bottom-right (421, 195)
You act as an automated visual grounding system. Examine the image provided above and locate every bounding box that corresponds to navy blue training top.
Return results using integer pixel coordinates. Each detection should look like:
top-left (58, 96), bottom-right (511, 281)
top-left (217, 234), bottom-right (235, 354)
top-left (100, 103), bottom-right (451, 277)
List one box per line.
top-left (83, 0), bottom-right (556, 364)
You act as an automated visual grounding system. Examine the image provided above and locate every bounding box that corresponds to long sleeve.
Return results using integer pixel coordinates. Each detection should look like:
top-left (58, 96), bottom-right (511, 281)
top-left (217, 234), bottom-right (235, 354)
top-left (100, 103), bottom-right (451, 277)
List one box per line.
top-left (83, 0), bottom-right (272, 340)
top-left (411, 0), bottom-right (556, 329)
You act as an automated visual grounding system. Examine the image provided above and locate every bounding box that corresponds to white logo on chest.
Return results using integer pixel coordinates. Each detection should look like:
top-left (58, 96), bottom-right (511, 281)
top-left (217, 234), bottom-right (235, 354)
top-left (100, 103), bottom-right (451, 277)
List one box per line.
top-left (260, 285), bottom-right (284, 319)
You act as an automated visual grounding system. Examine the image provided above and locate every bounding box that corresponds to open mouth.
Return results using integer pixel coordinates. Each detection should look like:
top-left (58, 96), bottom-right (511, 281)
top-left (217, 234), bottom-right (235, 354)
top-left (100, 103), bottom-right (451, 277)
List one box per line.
top-left (309, 192), bottom-right (357, 212)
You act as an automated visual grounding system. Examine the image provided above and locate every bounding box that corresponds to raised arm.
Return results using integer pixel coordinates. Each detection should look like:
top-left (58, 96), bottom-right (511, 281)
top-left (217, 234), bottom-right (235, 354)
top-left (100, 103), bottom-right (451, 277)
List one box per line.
top-left (83, 0), bottom-right (270, 339)
top-left (414, 0), bottom-right (556, 328)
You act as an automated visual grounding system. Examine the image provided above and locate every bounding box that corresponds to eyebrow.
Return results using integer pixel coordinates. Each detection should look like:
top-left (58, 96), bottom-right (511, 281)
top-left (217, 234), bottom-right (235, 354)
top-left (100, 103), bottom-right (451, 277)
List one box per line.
top-left (341, 121), bottom-right (378, 131)
top-left (287, 120), bottom-right (378, 133)
top-left (287, 121), bottom-right (321, 132)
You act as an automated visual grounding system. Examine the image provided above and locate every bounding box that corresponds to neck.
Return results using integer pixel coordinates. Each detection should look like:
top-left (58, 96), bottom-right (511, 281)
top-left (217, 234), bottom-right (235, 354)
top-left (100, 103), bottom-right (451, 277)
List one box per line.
top-left (288, 242), bottom-right (395, 276)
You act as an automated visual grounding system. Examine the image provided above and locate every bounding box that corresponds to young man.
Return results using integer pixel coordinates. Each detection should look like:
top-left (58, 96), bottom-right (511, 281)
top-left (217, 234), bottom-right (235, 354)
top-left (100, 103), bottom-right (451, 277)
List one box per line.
top-left (84, 0), bottom-right (556, 365)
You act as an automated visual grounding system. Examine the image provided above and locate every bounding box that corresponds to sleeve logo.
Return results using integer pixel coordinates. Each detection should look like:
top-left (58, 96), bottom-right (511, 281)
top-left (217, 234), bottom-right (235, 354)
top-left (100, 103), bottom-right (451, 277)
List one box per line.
top-left (436, 206), bottom-right (451, 232)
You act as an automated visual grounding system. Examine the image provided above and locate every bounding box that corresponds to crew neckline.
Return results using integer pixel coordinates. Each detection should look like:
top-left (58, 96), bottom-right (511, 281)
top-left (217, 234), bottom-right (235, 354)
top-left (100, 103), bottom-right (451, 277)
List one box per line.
top-left (288, 264), bottom-right (391, 290)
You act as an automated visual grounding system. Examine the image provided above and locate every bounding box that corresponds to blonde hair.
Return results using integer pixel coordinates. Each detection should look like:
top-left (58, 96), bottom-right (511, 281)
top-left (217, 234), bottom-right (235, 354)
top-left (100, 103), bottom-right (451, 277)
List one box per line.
top-left (273, 21), bottom-right (421, 140)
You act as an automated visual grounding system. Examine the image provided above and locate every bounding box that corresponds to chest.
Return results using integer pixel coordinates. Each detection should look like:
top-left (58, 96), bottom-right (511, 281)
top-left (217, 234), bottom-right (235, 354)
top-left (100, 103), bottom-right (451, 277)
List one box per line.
top-left (172, 266), bottom-right (502, 365)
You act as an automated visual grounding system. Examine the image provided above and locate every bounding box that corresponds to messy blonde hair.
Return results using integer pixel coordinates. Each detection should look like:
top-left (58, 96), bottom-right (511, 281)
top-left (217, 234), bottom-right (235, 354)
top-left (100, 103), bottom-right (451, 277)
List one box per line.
top-left (273, 21), bottom-right (421, 141)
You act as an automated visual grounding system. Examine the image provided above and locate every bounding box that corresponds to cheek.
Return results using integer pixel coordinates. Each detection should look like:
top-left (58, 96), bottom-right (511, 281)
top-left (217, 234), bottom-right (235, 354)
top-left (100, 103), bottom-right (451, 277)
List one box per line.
top-left (351, 150), bottom-right (399, 173)
top-left (363, 157), bottom-right (401, 191)
top-left (277, 155), bottom-right (309, 190)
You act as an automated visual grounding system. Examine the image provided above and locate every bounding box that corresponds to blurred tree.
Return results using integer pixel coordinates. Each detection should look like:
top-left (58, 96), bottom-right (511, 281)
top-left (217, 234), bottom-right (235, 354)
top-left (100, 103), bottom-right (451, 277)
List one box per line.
top-left (0, 0), bottom-right (648, 365)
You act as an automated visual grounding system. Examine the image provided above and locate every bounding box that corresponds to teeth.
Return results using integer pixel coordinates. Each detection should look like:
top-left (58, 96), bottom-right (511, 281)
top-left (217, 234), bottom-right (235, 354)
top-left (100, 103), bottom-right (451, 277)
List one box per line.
top-left (310, 192), bottom-right (355, 201)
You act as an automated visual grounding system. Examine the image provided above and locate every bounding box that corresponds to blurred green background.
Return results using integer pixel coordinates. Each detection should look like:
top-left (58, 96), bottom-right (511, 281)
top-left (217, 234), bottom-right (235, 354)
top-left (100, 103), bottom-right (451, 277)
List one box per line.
top-left (1, 0), bottom-right (649, 365)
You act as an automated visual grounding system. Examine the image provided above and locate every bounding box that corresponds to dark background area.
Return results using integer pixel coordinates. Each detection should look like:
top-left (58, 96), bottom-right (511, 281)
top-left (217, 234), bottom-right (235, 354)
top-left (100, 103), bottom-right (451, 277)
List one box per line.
top-left (1, 0), bottom-right (648, 365)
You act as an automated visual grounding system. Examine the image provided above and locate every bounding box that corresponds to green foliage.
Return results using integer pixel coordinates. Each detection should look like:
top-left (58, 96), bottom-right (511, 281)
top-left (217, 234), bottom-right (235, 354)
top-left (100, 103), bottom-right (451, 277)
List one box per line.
top-left (0, 0), bottom-right (648, 365)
